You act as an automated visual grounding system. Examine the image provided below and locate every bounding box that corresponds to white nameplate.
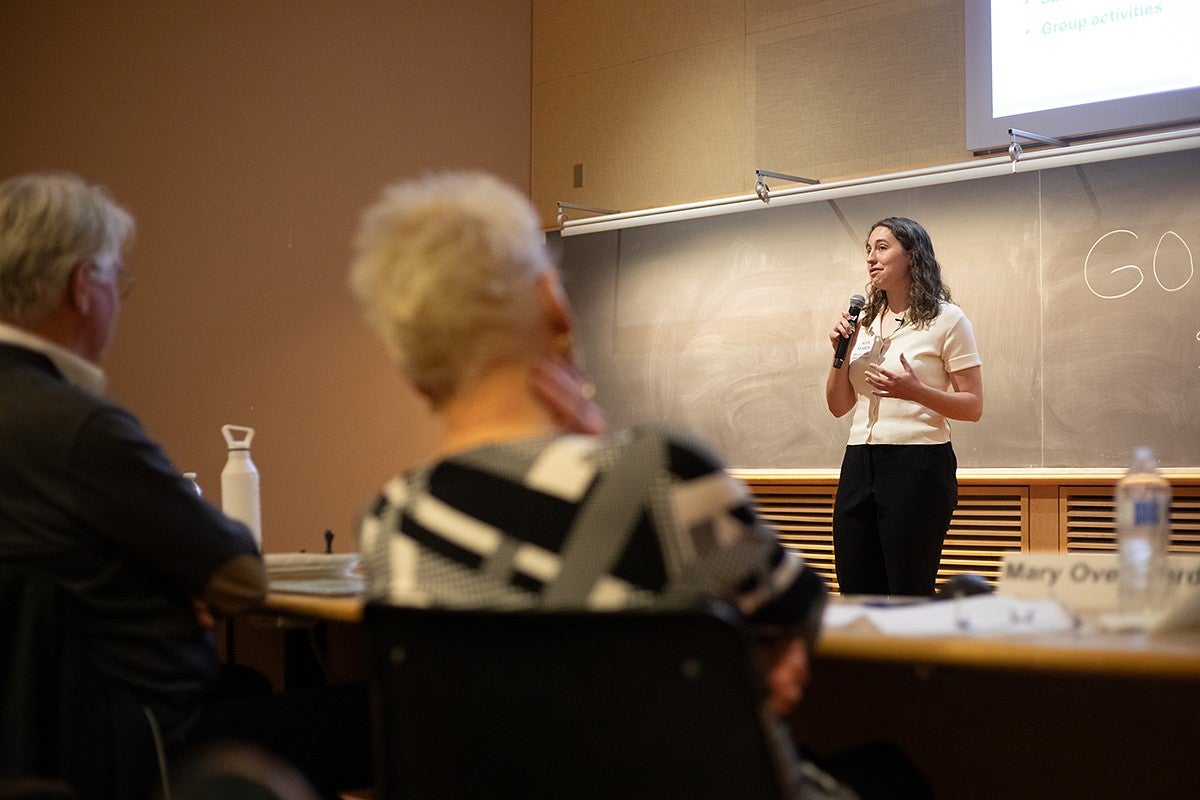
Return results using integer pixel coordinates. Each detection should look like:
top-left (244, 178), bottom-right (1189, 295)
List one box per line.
top-left (999, 553), bottom-right (1200, 612)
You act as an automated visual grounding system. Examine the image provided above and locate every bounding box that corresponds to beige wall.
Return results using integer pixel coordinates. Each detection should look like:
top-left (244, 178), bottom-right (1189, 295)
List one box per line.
top-left (0, 2), bottom-right (531, 554)
top-left (533, 0), bottom-right (967, 226)
top-left (2, 0), bottom-right (978, 553)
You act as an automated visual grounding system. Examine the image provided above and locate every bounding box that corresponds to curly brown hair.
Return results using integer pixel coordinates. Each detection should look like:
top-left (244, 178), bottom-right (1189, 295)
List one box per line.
top-left (862, 216), bottom-right (950, 330)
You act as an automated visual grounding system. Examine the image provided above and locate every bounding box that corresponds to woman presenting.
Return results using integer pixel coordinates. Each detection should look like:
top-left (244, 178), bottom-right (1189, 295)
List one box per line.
top-left (825, 217), bottom-right (983, 596)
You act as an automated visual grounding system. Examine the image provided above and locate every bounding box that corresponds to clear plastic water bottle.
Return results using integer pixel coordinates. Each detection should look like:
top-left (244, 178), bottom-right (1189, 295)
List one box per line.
top-left (221, 425), bottom-right (262, 549)
top-left (1115, 446), bottom-right (1172, 616)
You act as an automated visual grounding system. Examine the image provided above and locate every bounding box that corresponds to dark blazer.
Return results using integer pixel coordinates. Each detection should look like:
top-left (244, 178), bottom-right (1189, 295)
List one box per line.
top-left (0, 342), bottom-right (260, 741)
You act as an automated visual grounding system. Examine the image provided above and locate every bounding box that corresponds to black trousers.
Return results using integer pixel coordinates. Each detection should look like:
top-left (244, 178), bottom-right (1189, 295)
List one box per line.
top-left (832, 443), bottom-right (957, 597)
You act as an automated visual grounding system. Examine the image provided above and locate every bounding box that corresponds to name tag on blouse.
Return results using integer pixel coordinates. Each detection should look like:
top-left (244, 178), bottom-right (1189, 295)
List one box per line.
top-left (851, 334), bottom-right (876, 361)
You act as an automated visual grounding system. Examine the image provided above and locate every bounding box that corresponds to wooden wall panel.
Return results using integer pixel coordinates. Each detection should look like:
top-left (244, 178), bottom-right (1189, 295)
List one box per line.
top-left (0, 1), bottom-right (532, 555)
top-left (534, 36), bottom-right (748, 223)
top-left (739, 473), bottom-right (1200, 594)
top-left (1063, 486), bottom-right (1200, 555)
top-left (747, 0), bottom-right (965, 184)
top-left (533, 0), bottom-right (742, 79)
top-left (533, 0), bottom-right (967, 226)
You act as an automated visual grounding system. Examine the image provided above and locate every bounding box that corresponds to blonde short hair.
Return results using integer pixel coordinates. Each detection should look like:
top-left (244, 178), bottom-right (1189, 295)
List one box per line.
top-left (0, 173), bottom-right (134, 326)
top-left (349, 172), bottom-right (550, 407)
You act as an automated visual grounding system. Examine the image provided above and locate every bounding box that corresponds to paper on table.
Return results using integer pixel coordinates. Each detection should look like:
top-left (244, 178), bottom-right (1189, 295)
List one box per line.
top-left (264, 552), bottom-right (360, 580)
top-left (824, 594), bottom-right (1077, 636)
top-left (268, 577), bottom-right (365, 596)
top-left (1095, 586), bottom-right (1200, 634)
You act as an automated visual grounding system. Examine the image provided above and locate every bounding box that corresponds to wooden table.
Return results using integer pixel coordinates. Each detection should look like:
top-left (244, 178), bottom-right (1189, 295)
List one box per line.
top-left (226, 590), bottom-right (366, 691)
top-left (818, 623), bottom-right (1200, 679)
top-left (253, 591), bottom-right (1200, 800)
top-left (261, 590), bottom-right (364, 624)
top-left (260, 590), bottom-right (1200, 678)
top-left (800, 620), bottom-right (1200, 800)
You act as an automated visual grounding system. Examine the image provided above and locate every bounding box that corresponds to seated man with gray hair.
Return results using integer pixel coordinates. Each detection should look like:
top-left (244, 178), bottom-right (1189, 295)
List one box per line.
top-left (0, 173), bottom-right (367, 799)
top-left (0, 172), bottom-right (267, 796)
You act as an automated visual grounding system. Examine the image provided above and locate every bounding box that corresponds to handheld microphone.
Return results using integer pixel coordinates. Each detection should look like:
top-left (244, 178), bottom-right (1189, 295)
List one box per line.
top-left (832, 294), bottom-right (866, 368)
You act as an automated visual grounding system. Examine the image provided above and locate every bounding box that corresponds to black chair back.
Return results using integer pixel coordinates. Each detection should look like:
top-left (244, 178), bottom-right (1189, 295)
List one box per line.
top-left (362, 601), bottom-right (792, 800)
top-left (0, 565), bottom-right (161, 800)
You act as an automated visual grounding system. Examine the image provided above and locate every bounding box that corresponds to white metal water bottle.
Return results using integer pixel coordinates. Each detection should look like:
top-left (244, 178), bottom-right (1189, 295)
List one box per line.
top-left (1115, 446), bottom-right (1172, 616)
top-left (221, 425), bottom-right (262, 549)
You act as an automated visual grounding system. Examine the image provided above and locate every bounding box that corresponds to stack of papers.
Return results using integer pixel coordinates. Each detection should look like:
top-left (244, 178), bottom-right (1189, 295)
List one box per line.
top-left (264, 552), bottom-right (363, 596)
top-left (824, 594), bottom-right (1077, 636)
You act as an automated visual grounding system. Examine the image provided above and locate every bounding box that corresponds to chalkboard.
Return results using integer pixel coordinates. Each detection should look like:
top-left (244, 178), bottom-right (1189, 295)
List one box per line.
top-left (556, 146), bottom-right (1200, 469)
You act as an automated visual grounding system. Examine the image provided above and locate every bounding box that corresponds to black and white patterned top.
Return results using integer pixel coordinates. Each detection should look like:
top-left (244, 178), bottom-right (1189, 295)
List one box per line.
top-left (359, 427), bottom-right (824, 626)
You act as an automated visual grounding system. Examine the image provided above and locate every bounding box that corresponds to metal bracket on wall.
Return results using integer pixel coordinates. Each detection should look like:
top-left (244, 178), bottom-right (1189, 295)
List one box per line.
top-left (1008, 128), bottom-right (1070, 170)
top-left (754, 169), bottom-right (820, 203)
top-left (557, 201), bottom-right (620, 226)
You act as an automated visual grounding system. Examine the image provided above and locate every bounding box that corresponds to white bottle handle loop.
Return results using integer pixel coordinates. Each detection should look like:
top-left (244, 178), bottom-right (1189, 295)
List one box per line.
top-left (222, 424), bottom-right (255, 449)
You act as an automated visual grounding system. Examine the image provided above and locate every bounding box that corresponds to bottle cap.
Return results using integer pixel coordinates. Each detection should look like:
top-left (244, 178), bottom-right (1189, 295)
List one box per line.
top-left (1131, 446), bottom-right (1158, 472)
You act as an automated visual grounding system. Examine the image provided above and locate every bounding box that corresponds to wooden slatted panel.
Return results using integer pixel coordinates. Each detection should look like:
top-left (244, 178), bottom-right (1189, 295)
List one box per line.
top-left (743, 480), bottom-right (1025, 594)
top-left (1063, 486), bottom-right (1200, 554)
top-left (743, 481), bottom-right (840, 592)
top-left (940, 488), bottom-right (1026, 590)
